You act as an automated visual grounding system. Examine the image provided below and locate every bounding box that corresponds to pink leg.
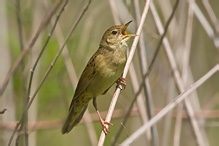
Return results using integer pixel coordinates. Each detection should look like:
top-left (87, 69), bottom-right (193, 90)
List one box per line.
top-left (93, 98), bottom-right (113, 134)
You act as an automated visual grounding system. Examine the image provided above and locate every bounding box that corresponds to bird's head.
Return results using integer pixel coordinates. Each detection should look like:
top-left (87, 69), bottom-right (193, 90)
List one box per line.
top-left (100, 20), bottom-right (136, 49)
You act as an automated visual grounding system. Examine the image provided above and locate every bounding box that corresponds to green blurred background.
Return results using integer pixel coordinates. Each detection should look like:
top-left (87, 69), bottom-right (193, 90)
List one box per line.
top-left (0, 0), bottom-right (219, 146)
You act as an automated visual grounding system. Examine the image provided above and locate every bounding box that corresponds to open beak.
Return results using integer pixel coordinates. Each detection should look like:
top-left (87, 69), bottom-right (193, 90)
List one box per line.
top-left (121, 20), bottom-right (137, 39)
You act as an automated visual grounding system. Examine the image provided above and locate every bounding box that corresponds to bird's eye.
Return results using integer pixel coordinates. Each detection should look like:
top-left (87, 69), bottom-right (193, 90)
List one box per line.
top-left (112, 31), bottom-right (117, 35)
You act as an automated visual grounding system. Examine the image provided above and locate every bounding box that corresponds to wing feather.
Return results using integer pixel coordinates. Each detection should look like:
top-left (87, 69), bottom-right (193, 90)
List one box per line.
top-left (73, 50), bottom-right (100, 98)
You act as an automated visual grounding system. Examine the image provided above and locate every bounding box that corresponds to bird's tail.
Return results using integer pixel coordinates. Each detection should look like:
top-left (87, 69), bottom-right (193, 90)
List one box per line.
top-left (62, 96), bottom-right (90, 134)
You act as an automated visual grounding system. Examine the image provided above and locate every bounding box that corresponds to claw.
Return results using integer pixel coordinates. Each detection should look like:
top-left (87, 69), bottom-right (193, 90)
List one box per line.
top-left (104, 121), bottom-right (113, 126)
top-left (93, 98), bottom-right (113, 135)
top-left (100, 119), bottom-right (113, 134)
top-left (117, 77), bottom-right (127, 89)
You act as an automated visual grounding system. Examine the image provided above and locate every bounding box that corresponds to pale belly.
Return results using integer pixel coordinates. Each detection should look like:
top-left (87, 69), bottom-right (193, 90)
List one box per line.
top-left (84, 44), bottom-right (127, 97)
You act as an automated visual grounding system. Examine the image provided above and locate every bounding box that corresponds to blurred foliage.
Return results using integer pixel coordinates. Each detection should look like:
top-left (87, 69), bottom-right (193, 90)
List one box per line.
top-left (0, 0), bottom-right (219, 146)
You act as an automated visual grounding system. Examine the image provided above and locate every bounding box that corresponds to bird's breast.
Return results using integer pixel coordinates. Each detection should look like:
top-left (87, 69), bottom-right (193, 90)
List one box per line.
top-left (100, 45), bottom-right (127, 76)
top-left (85, 45), bottom-right (127, 97)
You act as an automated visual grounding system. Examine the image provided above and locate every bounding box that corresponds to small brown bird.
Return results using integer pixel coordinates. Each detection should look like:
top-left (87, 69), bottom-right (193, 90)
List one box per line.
top-left (62, 21), bottom-right (136, 134)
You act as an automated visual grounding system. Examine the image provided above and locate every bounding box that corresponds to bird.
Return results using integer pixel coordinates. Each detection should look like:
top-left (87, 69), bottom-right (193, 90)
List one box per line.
top-left (62, 20), bottom-right (136, 134)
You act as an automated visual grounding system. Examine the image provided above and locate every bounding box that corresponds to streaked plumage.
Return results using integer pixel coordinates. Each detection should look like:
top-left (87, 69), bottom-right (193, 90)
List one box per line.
top-left (62, 21), bottom-right (135, 134)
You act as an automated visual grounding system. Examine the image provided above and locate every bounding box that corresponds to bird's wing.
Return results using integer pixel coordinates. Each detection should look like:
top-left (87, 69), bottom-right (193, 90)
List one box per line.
top-left (73, 50), bottom-right (100, 98)
top-left (69, 53), bottom-right (98, 110)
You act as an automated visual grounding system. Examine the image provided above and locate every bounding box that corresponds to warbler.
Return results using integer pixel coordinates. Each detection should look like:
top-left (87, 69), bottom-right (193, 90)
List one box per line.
top-left (62, 21), bottom-right (136, 134)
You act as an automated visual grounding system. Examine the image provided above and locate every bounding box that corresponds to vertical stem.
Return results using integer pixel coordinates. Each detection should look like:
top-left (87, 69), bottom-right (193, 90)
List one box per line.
top-left (120, 65), bottom-right (219, 145)
top-left (134, 0), bottom-right (159, 146)
top-left (97, 0), bottom-right (151, 145)
top-left (15, 0), bottom-right (28, 145)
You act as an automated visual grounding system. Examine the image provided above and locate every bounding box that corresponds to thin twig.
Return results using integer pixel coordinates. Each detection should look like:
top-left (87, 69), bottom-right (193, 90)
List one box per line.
top-left (148, 0), bottom-right (179, 76)
top-left (129, 64), bottom-right (151, 139)
top-left (15, 0), bottom-right (28, 145)
top-left (15, 1), bottom-right (68, 146)
top-left (161, 80), bottom-right (175, 146)
top-left (174, 2), bottom-right (194, 146)
top-left (2, 108), bottom-right (219, 131)
top-left (171, 1), bottom-right (187, 146)
top-left (201, 0), bottom-right (219, 33)
top-left (45, 1), bottom-right (97, 144)
top-left (15, 4), bottom-right (93, 142)
top-left (25, 0), bottom-right (91, 110)
top-left (0, 0), bottom-right (16, 145)
top-left (150, 1), bottom-right (206, 145)
top-left (190, 1), bottom-right (219, 48)
top-left (134, 0), bottom-right (159, 145)
top-left (26, 0), bottom-right (68, 104)
top-left (97, 0), bottom-right (151, 145)
top-left (120, 64), bottom-right (219, 145)
top-left (109, 1), bottom-right (150, 135)
top-left (0, 0), bottom-right (63, 96)
top-left (109, 0), bottom-right (151, 144)
top-left (112, 0), bottom-right (180, 144)
top-left (108, 1), bottom-right (150, 145)
top-left (8, 0), bottom-right (66, 145)
top-left (8, 0), bottom-right (92, 145)
top-left (26, 1), bottom-right (45, 145)
top-left (11, 0), bottom-right (91, 142)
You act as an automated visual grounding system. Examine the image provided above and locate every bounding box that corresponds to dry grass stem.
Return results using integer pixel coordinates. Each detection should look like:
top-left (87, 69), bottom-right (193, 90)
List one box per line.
top-left (97, 0), bottom-right (151, 145)
top-left (46, 2), bottom-right (97, 143)
top-left (8, 1), bottom-right (68, 145)
top-left (112, 0), bottom-right (180, 145)
top-left (0, 0), bottom-right (63, 96)
top-left (174, 2), bottom-right (195, 145)
top-left (150, 1), bottom-right (206, 145)
top-left (1, 0), bottom-right (218, 145)
top-left (190, 1), bottom-right (219, 48)
top-left (7, 0), bottom-right (92, 145)
top-left (201, 0), bottom-right (219, 33)
top-left (109, 0), bottom-right (152, 144)
top-left (120, 64), bottom-right (219, 145)
top-left (15, 0), bottom-right (28, 144)
top-left (134, 0), bottom-right (158, 145)
top-left (2, 108), bottom-right (219, 131)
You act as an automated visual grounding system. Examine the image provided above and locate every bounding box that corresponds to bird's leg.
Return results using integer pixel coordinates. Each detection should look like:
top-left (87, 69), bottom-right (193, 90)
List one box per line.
top-left (116, 77), bottom-right (127, 89)
top-left (93, 98), bottom-right (113, 134)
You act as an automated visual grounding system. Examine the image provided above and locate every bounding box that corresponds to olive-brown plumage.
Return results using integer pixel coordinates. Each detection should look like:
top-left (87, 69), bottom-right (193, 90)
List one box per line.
top-left (62, 21), bottom-right (135, 134)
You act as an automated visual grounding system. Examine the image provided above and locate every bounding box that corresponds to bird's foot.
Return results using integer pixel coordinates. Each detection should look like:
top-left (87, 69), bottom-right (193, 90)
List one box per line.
top-left (117, 77), bottom-right (126, 90)
top-left (100, 119), bottom-right (113, 135)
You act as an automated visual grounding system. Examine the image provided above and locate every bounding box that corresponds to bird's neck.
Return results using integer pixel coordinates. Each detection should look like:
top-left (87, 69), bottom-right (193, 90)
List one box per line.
top-left (100, 41), bottom-right (128, 52)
